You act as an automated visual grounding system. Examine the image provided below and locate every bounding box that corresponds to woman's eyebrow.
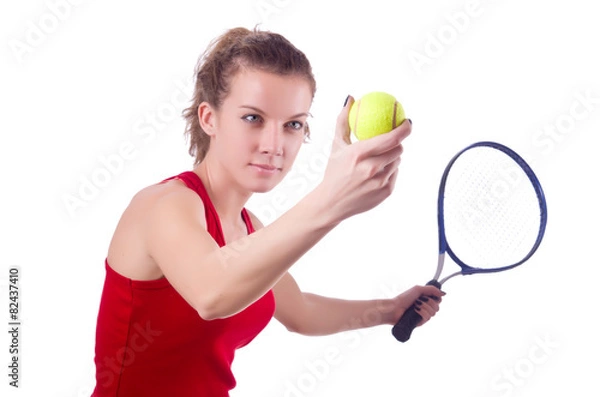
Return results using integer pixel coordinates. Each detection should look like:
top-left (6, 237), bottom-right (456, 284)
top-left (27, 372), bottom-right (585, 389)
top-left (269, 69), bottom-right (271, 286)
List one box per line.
top-left (240, 105), bottom-right (310, 119)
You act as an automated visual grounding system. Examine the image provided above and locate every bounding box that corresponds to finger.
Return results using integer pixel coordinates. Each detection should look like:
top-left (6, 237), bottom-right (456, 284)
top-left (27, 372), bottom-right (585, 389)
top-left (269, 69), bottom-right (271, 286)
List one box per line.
top-left (416, 310), bottom-right (435, 326)
top-left (418, 297), bottom-right (440, 312)
top-left (366, 156), bottom-right (401, 195)
top-left (366, 161), bottom-right (400, 201)
top-left (334, 95), bottom-right (354, 146)
top-left (379, 156), bottom-right (402, 177)
top-left (414, 302), bottom-right (433, 322)
top-left (367, 145), bottom-right (404, 176)
top-left (355, 118), bottom-right (412, 159)
top-left (415, 300), bottom-right (439, 322)
top-left (419, 285), bottom-right (446, 299)
top-left (386, 164), bottom-right (399, 188)
top-left (413, 287), bottom-right (443, 310)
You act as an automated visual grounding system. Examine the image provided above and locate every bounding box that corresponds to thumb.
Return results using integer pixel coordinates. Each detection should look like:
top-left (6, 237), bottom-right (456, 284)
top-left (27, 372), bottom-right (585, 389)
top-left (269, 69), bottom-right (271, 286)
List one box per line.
top-left (334, 95), bottom-right (354, 147)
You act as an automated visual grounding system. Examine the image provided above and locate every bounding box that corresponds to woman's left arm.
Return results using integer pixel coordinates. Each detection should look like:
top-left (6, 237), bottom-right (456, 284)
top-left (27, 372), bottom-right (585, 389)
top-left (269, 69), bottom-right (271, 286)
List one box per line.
top-left (273, 272), bottom-right (444, 336)
top-left (246, 210), bottom-right (444, 336)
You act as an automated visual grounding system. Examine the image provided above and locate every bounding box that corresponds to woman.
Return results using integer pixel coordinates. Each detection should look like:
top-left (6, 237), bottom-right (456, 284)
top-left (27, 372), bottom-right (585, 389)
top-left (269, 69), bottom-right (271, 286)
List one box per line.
top-left (91, 26), bottom-right (443, 397)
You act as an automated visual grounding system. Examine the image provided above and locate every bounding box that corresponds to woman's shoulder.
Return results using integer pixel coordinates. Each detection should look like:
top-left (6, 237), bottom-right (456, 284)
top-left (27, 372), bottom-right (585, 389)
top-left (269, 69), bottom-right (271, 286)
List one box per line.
top-left (133, 177), bottom-right (205, 211)
top-left (106, 177), bottom-right (207, 280)
top-left (118, 177), bottom-right (208, 236)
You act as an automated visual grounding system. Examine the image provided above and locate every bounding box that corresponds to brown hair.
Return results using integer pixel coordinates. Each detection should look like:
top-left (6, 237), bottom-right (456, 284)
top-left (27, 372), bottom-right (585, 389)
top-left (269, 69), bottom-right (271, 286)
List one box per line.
top-left (182, 27), bottom-right (317, 165)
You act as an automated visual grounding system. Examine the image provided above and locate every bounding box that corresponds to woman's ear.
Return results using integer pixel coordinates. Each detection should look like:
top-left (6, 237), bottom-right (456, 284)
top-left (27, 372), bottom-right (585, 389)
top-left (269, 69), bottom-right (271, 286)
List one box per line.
top-left (198, 102), bottom-right (217, 137)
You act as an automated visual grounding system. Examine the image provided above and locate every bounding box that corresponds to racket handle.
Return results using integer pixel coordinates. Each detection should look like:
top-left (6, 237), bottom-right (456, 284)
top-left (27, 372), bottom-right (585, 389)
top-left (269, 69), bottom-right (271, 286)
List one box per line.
top-left (391, 307), bottom-right (422, 342)
top-left (391, 279), bottom-right (441, 342)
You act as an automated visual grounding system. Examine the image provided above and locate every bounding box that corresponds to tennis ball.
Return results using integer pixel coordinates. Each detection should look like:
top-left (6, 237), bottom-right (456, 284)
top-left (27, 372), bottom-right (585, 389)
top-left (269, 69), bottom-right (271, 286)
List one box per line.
top-left (348, 92), bottom-right (405, 140)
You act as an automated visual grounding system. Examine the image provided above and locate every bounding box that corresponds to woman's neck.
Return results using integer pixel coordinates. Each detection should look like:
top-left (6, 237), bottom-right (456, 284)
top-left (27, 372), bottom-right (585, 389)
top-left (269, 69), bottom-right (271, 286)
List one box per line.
top-left (193, 157), bottom-right (252, 228)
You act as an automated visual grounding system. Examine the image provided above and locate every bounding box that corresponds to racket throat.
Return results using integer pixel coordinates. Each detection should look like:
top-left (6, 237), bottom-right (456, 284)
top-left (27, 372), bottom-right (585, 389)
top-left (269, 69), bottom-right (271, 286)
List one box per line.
top-left (432, 253), bottom-right (445, 281)
top-left (431, 254), bottom-right (460, 287)
top-left (426, 279), bottom-right (442, 289)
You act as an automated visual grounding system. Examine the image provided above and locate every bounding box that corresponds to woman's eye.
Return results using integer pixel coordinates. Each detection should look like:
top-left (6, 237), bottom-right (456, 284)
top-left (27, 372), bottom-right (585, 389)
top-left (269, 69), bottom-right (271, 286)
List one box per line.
top-left (287, 121), bottom-right (304, 130)
top-left (243, 114), bottom-right (261, 123)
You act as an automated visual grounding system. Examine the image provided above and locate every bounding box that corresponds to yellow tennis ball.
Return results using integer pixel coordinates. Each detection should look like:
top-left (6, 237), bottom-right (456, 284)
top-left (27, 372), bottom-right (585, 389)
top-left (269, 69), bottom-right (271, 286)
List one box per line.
top-left (348, 92), bottom-right (405, 140)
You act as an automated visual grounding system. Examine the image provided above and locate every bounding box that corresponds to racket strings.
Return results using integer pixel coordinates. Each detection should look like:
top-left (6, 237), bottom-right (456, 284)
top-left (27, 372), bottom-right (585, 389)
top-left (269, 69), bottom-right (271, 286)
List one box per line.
top-left (443, 148), bottom-right (542, 269)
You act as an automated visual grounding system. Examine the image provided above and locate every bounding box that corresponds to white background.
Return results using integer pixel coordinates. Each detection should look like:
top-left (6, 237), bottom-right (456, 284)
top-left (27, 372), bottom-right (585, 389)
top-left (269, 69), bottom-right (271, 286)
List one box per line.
top-left (1, 0), bottom-right (599, 396)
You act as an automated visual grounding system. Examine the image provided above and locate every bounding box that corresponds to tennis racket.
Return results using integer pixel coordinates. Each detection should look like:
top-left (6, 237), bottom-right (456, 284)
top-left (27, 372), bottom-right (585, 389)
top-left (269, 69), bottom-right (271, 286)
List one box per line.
top-left (392, 141), bottom-right (548, 342)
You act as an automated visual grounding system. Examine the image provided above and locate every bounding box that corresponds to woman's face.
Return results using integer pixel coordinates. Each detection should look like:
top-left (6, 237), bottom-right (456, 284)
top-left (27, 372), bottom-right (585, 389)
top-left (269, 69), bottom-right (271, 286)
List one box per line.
top-left (206, 68), bottom-right (313, 193)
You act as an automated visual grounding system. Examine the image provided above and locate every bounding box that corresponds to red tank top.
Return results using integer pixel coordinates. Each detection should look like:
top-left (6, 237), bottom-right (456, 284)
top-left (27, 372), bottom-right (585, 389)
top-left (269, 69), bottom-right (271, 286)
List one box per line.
top-left (91, 171), bottom-right (275, 397)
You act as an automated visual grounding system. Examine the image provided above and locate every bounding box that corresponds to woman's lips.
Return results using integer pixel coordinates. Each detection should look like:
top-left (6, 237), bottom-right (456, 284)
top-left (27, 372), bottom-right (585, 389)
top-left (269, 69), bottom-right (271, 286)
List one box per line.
top-left (250, 163), bottom-right (280, 174)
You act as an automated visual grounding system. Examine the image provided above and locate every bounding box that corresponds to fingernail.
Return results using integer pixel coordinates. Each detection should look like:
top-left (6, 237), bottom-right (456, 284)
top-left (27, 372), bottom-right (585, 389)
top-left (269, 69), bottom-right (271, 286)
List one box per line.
top-left (428, 295), bottom-right (440, 302)
top-left (419, 296), bottom-right (429, 303)
top-left (415, 300), bottom-right (423, 306)
top-left (414, 306), bottom-right (421, 312)
top-left (408, 118), bottom-right (412, 125)
top-left (343, 95), bottom-right (350, 107)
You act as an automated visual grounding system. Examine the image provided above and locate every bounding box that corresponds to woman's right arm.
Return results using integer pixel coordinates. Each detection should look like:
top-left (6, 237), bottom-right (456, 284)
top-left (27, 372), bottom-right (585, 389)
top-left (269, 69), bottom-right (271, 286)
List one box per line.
top-left (144, 97), bottom-right (412, 320)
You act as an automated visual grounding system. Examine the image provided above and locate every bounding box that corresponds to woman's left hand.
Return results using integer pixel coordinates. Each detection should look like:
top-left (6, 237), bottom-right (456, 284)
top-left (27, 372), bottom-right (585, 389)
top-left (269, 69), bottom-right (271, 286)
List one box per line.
top-left (384, 285), bottom-right (445, 326)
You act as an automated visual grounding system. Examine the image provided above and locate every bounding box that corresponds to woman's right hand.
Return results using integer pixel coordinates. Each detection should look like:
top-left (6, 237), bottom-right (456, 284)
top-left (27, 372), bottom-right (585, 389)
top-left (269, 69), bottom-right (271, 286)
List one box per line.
top-left (317, 95), bottom-right (412, 223)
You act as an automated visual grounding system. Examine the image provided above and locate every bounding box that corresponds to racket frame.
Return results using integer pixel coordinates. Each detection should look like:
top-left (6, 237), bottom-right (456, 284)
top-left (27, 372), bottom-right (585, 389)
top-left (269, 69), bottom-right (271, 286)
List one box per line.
top-left (433, 141), bottom-right (548, 285)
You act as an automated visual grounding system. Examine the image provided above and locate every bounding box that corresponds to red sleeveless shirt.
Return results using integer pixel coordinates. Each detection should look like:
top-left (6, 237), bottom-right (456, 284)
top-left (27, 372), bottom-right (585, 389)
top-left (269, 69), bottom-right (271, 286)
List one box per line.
top-left (91, 171), bottom-right (276, 397)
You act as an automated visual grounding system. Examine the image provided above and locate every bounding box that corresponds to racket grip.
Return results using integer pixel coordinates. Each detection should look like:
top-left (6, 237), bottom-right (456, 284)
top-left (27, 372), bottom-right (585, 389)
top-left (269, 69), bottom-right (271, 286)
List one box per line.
top-left (391, 306), bottom-right (422, 342)
top-left (391, 279), bottom-right (441, 342)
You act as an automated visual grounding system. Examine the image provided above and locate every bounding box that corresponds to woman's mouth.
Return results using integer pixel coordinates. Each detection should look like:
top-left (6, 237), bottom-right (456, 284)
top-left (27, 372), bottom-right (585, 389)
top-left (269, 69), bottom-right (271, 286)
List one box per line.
top-left (249, 163), bottom-right (281, 174)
